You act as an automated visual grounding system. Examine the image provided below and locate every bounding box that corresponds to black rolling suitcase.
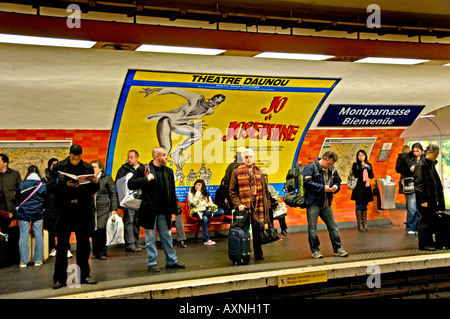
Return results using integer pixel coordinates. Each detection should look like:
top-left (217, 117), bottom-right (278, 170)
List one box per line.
top-left (228, 227), bottom-right (251, 265)
top-left (436, 210), bottom-right (450, 249)
top-left (0, 232), bottom-right (9, 268)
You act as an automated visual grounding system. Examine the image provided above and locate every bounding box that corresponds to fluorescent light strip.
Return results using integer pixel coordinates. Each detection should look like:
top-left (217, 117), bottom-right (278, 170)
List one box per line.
top-left (136, 44), bottom-right (225, 55)
top-left (354, 57), bottom-right (429, 65)
top-left (253, 52), bottom-right (334, 61)
top-left (0, 33), bottom-right (96, 48)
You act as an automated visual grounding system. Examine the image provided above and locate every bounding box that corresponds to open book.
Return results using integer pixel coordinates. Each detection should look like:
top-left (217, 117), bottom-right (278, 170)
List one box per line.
top-left (58, 171), bottom-right (95, 185)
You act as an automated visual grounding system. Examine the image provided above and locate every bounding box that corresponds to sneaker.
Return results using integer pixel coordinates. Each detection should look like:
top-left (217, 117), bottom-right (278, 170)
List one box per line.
top-left (204, 240), bottom-right (216, 246)
top-left (407, 231), bottom-right (418, 235)
top-left (67, 250), bottom-right (73, 258)
top-left (334, 248), bottom-right (349, 257)
top-left (49, 248), bottom-right (57, 257)
top-left (19, 262), bottom-right (27, 268)
top-left (312, 251), bottom-right (323, 259)
top-left (34, 261), bottom-right (43, 267)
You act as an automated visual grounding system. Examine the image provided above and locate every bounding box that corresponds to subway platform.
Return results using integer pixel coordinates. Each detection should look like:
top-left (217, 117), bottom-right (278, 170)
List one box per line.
top-left (1, 209), bottom-right (449, 300)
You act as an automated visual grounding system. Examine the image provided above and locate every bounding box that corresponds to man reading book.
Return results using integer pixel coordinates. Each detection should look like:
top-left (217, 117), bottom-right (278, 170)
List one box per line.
top-left (51, 144), bottom-right (100, 289)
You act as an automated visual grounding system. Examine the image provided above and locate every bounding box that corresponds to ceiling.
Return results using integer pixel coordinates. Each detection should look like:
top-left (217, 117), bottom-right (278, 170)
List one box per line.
top-left (2, 0), bottom-right (449, 39)
top-left (1, 0), bottom-right (450, 42)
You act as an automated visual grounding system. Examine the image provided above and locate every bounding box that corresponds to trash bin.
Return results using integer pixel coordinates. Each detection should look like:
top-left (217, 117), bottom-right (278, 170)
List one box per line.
top-left (376, 178), bottom-right (396, 209)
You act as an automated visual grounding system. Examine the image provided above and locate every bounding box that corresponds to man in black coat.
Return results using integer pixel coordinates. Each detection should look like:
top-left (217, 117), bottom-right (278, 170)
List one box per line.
top-left (414, 144), bottom-right (445, 251)
top-left (52, 144), bottom-right (100, 289)
top-left (115, 149), bottom-right (144, 252)
top-left (128, 147), bottom-right (185, 272)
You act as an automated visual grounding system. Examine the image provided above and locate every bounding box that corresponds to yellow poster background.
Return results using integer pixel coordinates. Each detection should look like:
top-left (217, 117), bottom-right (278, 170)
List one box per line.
top-left (108, 70), bottom-right (339, 197)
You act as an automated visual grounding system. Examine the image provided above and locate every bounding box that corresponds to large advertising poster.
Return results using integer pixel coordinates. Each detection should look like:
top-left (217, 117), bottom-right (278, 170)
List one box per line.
top-left (107, 70), bottom-right (339, 199)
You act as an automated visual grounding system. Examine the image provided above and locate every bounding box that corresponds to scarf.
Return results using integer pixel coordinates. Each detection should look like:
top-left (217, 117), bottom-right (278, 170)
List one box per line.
top-left (236, 164), bottom-right (265, 222)
top-left (363, 168), bottom-right (370, 187)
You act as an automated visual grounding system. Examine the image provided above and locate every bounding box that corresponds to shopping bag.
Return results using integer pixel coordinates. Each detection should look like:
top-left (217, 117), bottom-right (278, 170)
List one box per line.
top-left (106, 213), bottom-right (125, 246)
top-left (273, 202), bottom-right (287, 219)
top-left (116, 172), bottom-right (142, 210)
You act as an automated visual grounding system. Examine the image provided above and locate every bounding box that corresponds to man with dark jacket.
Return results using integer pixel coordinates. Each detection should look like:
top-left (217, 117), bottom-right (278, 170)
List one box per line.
top-left (128, 147), bottom-right (185, 272)
top-left (304, 151), bottom-right (348, 259)
top-left (414, 144), bottom-right (446, 251)
top-left (52, 144), bottom-right (100, 289)
top-left (115, 150), bottom-right (144, 252)
top-left (0, 153), bottom-right (22, 230)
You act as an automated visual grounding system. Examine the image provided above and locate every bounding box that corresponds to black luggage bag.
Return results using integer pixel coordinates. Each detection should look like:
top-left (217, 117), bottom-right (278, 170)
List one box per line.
top-left (228, 227), bottom-right (251, 265)
top-left (232, 209), bottom-right (250, 230)
top-left (436, 210), bottom-right (450, 249)
top-left (0, 232), bottom-right (8, 268)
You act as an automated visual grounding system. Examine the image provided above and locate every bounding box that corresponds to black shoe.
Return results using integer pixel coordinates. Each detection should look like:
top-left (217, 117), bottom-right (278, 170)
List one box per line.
top-left (255, 255), bottom-right (264, 260)
top-left (53, 281), bottom-right (65, 289)
top-left (94, 255), bottom-right (107, 260)
top-left (179, 240), bottom-right (187, 248)
top-left (166, 263), bottom-right (186, 269)
top-left (82, 277), bottom-right (98, 285)
top-left (125, 246), bottom-right (142, 252)
top-left (148, 265), bottom-right (161, 272)
top-left (281, 230), bottom-right (289, 237)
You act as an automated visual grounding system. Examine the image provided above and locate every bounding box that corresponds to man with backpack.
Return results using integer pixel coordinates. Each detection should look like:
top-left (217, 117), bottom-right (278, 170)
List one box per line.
top-left (304, 151), bottom-right (348, 259)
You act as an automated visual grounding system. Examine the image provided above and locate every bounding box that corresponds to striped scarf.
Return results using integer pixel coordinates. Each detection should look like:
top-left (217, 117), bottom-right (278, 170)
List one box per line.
top-left (237, 164), bottom-right (265, 222)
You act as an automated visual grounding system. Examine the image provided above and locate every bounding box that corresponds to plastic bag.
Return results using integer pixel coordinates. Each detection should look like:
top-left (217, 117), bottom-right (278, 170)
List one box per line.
top-left (106, 213), bottom-right (125, 246)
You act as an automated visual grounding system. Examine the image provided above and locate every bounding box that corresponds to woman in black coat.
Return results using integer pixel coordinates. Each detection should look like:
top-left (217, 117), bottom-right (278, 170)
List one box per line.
top-left (350, 150), bottom-right (374, 231)
top-left (91, 160), bottom-right (118, 260)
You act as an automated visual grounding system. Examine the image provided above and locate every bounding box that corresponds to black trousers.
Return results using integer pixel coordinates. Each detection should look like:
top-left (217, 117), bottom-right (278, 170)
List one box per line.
top-left (251, 221), bottom-right (263, 258)
top-left (53, 227), bottom-right (91, 283)
top-left (92, 229), bottom-right (107, 257)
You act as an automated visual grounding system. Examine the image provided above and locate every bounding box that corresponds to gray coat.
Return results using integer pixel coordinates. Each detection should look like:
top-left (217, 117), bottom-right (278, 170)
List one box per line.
top-left (94, 172), bottom-right (118, 229)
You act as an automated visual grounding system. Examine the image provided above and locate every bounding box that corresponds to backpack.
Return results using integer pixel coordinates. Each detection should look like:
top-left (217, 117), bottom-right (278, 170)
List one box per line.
top-left (283, 165), bottom-right (305, 208)
top-left (283, 163), bottom-right (316, 209)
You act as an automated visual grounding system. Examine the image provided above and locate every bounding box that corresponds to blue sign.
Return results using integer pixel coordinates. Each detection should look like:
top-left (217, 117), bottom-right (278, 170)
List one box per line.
top-left (318, 104), bottom-right (425, 127)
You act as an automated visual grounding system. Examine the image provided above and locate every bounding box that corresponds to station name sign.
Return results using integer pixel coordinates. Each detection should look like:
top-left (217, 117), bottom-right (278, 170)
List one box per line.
top-left (318, 104), bottom-right (425, 127)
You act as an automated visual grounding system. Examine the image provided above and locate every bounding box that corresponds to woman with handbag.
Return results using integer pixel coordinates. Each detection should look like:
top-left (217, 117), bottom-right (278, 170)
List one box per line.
top-left (350, 150), bottom-right (374, 231)
top-left (188, 179), bottom-right (223, 245)
top-left (15, 165), bottom-right (48, 268)
top-left (396, 143), bottom-right (423, 234)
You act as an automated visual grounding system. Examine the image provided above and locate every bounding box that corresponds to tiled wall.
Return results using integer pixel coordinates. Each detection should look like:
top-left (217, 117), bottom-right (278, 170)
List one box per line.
top-left (0, 128), bottom-right (405, 235)
top-left (283, 128), bottom-right (405, 229)
top-left (0, 129), bottom-right (110, 164)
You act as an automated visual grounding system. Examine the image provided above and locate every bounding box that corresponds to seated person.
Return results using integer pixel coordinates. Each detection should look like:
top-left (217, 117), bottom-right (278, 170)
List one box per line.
top-left (214, 177), bottom-right (233, 217)
top-left (188, 179), bottom-right (224, 246)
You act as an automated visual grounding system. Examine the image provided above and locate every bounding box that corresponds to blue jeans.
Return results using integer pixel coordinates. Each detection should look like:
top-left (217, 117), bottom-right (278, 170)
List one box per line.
top-left (201, 208), bottom-right (224, 242)
top-left (405, 192), bottom-right (419, 231)
top-left (144, 214), bottom-right (177, 267)
top-left (19, 219), bottom-right (43, 264)
top-left (306, 204), bottom-right (343, 253)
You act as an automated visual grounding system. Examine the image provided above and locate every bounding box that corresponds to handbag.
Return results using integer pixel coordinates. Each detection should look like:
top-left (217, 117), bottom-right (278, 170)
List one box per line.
top-left (260, 223), bottom-right (280, 245)
top-left (106, 213), bottom-right (125, 246)
top-left (232, 209), bottom-right (251, 230)
top-left (402, 177), bottom-right (415, 194)
top-left (273, 202), bottom-right (287, 219)
top-left (347, 170), bottom-right (358, 190)
top-left (116, 164), bottom-right (149, 211)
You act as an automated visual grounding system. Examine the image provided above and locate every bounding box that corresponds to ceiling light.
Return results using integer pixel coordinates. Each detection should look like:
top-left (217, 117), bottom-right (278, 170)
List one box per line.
top-left (136, 44), bottom-right (225, 55)
top-left (0, 33), bottom-right (96, 48)
top-left (253, 52), bottom-right (334, 60)
top-left (354, 57), bottom-right (429, 65)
